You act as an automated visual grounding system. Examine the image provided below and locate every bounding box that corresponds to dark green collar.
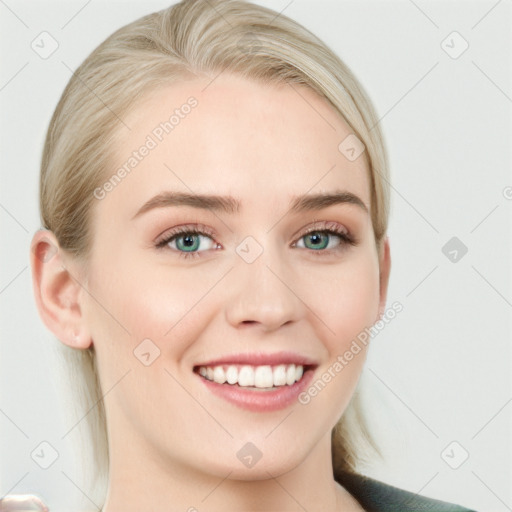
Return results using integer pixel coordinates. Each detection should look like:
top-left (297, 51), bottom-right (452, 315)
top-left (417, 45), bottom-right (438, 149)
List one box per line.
top-left (336, 471), bottom-right (477, 512)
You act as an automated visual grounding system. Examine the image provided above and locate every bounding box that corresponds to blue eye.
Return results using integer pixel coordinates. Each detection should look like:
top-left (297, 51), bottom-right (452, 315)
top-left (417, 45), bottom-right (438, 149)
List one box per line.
top-left (155, 222), bottom-right (356, 260)
top-left (172, 233), bottom-right (213, 252)
top-left (155, 226), bottom-right (218, 260)
top-left (295, 228), bottom-right (355, 253)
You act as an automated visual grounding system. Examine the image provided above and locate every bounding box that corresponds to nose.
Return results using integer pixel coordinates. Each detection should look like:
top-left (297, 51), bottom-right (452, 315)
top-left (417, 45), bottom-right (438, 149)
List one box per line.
top-left (224, 242), bottom-right (305, 332)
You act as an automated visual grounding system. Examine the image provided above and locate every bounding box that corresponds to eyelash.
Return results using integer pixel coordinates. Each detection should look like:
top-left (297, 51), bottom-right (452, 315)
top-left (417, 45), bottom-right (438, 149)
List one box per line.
top-left (154, 221), bottom-right (357, 260)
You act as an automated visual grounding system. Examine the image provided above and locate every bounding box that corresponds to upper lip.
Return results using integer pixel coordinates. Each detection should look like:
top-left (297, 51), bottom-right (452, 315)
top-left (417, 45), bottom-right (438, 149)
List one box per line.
top-left (194, 351), bottom-right (318, 368)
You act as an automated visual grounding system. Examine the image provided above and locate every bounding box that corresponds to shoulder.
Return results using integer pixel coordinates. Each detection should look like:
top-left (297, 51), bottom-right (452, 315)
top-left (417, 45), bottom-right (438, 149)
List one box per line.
top-left (336, 471), bottom-right (478, 512)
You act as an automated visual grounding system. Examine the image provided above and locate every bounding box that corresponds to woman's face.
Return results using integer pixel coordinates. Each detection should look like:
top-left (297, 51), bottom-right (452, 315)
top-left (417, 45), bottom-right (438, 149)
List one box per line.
top-left (79, 73), bottom-right (390, 480)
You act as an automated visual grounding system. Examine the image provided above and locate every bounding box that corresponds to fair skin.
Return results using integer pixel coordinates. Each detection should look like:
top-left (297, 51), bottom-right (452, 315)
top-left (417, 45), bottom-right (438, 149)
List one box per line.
top-left (31, 73), bottom-right (390, 511)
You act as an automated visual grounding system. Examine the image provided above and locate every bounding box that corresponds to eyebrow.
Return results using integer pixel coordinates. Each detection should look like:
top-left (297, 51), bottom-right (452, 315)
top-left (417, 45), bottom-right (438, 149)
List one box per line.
top-left (132, 189), bottom-right (368, 219)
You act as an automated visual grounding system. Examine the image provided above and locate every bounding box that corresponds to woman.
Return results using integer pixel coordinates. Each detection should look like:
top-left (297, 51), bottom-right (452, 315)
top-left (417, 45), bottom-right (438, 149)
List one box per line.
top-left (30, 0), bottom-right (477, 510)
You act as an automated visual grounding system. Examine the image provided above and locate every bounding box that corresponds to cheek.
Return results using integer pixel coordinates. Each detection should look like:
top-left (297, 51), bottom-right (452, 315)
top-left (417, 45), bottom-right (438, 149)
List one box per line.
top-left (82, 256), bottom-right (217, 425)
top-left (301, 252), bottom-right (381, 352)
top-left (295, 256), bottom-right (378, 423)
top-left (87, 252), bottom-right (224, 358)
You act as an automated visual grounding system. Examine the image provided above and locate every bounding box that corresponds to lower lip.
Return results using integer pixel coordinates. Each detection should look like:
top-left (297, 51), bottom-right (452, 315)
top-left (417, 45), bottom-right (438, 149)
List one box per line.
top-left (196, 368), bottom-right (316, 412)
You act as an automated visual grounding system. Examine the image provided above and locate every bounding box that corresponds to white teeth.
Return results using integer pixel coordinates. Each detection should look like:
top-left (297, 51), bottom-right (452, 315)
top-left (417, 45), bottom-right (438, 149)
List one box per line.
top-left (254, 365), bottom-right (273, 388)
top-left (238, 366), bottom-right (255, 386)
top-left (273, 365), bottom-right (287, 386)
top-left (197, 363), bottom-right (306, 388)
top-left (226, 365), bottom-right (238, 385)
top-left (286, 364), bottom-right (296, 385)
top-left (213, 366), bottom-right (226, 384)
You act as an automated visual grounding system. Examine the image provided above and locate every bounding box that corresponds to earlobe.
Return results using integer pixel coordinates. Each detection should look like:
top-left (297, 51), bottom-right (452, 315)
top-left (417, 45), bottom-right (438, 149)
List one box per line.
top-left (30, 229), bottom-right (92, 349)
top-left (377, 236), bottom-right (391, 321)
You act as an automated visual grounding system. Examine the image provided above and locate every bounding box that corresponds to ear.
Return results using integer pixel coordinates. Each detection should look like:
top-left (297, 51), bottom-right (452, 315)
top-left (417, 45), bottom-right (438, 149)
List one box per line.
top-left (30, 229), bottom-right (92, 349)
top-left (376, 235), bottom-right (391, 322)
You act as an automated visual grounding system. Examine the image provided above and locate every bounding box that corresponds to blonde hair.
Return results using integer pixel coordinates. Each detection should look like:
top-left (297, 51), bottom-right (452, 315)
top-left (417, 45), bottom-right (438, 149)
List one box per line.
top-left (40, 0), bottom-right (389, 502)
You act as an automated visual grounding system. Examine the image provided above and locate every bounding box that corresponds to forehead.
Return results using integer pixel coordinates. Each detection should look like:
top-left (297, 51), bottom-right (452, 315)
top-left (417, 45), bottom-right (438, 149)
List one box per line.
top-left (104, 73), bottom-right (370, 216)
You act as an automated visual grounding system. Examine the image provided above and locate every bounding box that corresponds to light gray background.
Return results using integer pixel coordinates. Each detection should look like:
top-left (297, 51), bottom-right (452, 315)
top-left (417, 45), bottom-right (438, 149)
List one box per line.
top-left (1, 0), bottom-right (511, 511)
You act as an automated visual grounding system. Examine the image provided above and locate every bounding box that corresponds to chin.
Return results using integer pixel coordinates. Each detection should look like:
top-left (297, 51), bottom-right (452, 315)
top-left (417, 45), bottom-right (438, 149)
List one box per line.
top-left (195, 439), bottom-right (313, 482)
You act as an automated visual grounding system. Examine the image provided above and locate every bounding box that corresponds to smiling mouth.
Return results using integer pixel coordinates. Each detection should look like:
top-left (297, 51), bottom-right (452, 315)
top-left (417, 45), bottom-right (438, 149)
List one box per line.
top-left (193, 363), bottom-right (315, 390)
